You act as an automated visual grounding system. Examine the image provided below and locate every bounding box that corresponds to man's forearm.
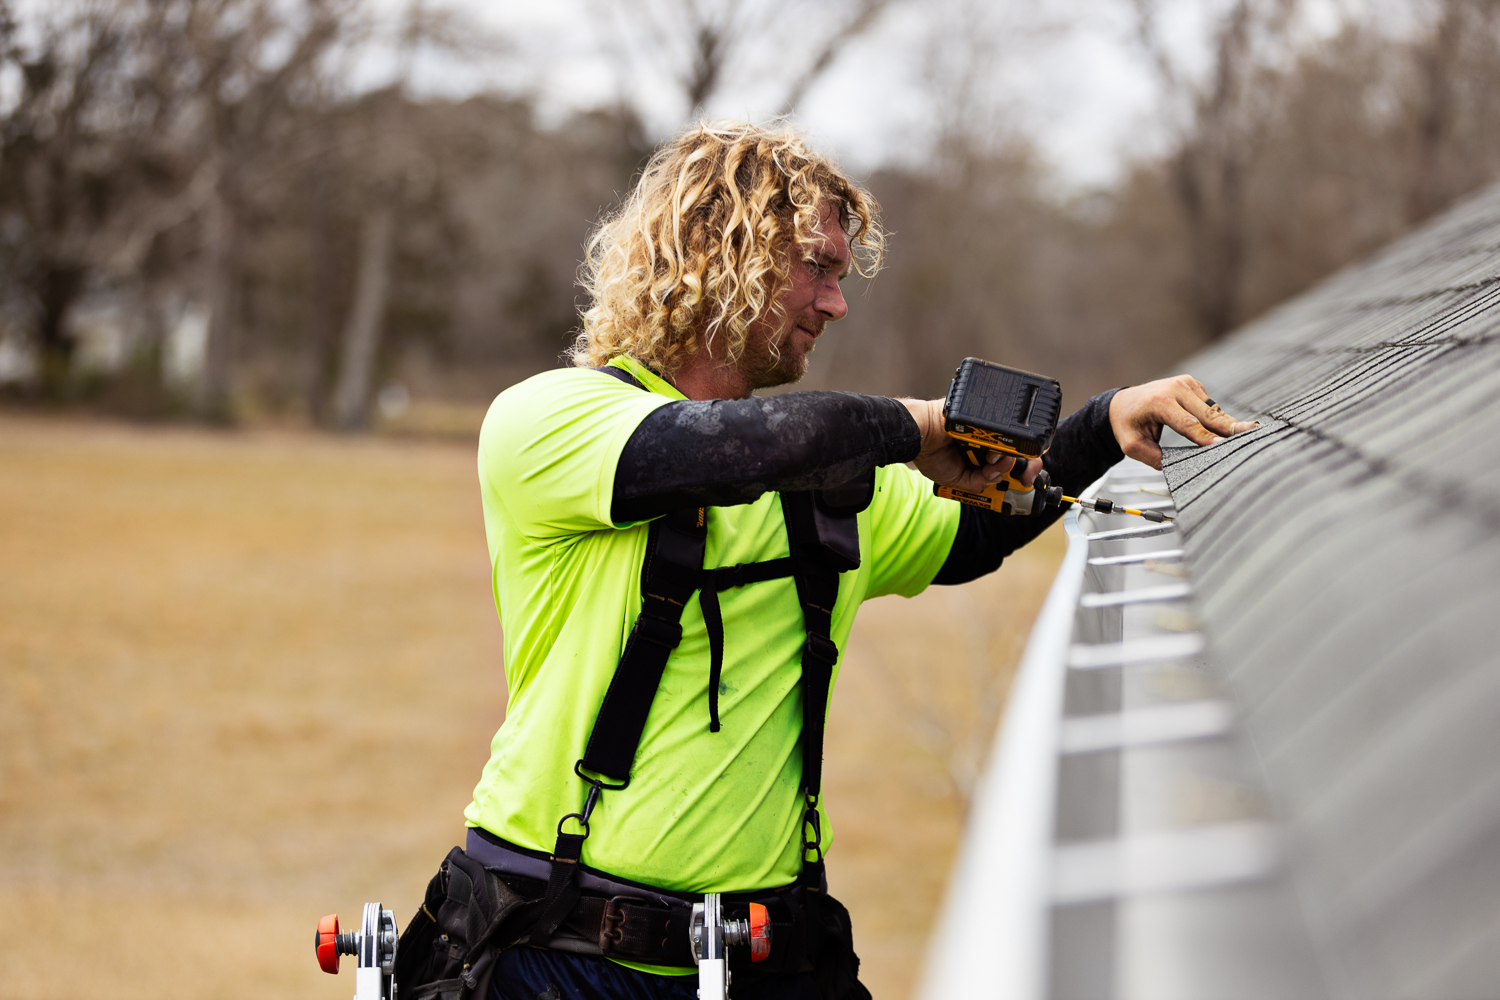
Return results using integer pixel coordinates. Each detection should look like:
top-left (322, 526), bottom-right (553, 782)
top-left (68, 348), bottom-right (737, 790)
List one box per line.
top-left (611, 392), bottom-right (922, 523)
top-left (932, 389), bottom-right (1123, 585)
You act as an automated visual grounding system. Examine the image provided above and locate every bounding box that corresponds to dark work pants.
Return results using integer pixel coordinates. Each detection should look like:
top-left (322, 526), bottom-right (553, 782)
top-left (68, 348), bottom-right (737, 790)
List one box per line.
top-left (488, 947), bottom-right (821, 1000)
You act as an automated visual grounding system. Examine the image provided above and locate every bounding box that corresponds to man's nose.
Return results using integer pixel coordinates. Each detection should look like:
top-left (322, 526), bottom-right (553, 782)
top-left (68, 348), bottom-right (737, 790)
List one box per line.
top-left (818, 277), bottom-right (848, 322)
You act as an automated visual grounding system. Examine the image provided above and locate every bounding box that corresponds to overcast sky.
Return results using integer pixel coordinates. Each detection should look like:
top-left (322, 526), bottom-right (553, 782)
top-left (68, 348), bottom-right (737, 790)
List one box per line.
top-left (2, 0), bottom-right (1388, 188)
top-left (364, 0), bottom-right (1237, 190)
top-left (344, 0), bottom-right (1380, 190)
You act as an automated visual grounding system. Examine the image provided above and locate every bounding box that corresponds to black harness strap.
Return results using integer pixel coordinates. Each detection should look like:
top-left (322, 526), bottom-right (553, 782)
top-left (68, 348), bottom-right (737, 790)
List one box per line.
top-left (535, 481), bottom-right (705, 944)
top-left (532, 364), bottom-right (872, 956)
top-left (581, 504), bottom-right (708, 781)
top-left (779, 490), bottom-right (846, 897)
top-left (531, 824), bottom-right (587, 943)
top-left (781, 492), bottom-right (840, 805)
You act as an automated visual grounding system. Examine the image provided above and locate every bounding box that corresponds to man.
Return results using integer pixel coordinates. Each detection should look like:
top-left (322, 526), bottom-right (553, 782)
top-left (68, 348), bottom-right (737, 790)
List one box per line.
top-left (397, 121), bottom-right (1254, 1000)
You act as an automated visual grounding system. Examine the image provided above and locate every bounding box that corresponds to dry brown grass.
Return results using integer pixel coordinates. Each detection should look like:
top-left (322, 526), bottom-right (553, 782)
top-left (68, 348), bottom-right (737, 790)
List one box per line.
top-left (0, 414), bottom-right (1061, 1000)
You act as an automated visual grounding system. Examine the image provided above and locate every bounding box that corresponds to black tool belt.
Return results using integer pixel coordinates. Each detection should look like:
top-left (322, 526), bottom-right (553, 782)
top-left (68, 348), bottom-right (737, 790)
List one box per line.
top-left (465, 827), bottom-right (819, 974)
top-left (394, 834), bottom-right (869, 1000)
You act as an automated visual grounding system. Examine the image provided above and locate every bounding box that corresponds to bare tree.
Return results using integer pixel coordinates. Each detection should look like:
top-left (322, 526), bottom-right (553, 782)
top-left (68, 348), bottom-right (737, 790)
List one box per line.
top-left (777, 0), bottom-right (892, 114)
top-left (1131, 0), bottom-right (1298, 340)
top-left (172, 0), bottom-right (358, 419)
top-left (588, 0), bottom-right (897, 125)
top-left (331, 190), bottom-right (394, 427)
top-left (325, 4), bottom-right (505, 429)
top-left (328, 88), bottom-right (407, 431)
top-left (0, 0), bottom-right (361, 410)
top-left (0, 1), bottom-right (140, 395)
top-left (1406, 0), bottom-right (1500, 222)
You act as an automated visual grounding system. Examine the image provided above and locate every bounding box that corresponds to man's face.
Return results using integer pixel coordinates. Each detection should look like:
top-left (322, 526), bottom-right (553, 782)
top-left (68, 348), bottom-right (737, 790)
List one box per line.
top-left (739, 202), bottom-right (852, 391)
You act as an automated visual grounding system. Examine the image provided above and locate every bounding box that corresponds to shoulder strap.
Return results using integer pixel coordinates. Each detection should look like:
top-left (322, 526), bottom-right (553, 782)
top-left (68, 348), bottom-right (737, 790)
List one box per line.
top-left (778, 491), bottom-right (841, 804)
top-left (779, 491), bottom-right (841, 895)
top-left (580, 504), bottom-right (707, 782)
top-left (780, 471), bottom-right (873, 897)
top-left (533, 504), bottom-right (706, 944)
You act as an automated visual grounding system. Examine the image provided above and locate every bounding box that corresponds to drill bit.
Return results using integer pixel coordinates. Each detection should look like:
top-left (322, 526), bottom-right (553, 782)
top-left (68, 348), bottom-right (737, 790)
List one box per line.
top-left (1062, 495), bottom-right (1175, 523)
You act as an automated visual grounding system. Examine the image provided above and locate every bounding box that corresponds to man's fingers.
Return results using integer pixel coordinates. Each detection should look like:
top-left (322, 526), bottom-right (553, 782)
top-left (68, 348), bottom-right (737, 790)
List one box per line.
top-left (948, 452), bottom-right (1044, 488)
top-left (1172, 374), bottom-right (1261, 437)
top-left (1190, 394), bottom-right (1261, 437)
top-left (1108, 376), bottom-right (1257, 468)
top-left (986, 456), bottom-right (1042, 486)
top-left (1164, 373), bottom-right (1210, 403)
top-left (964, 464), bottom-right (1002, 490)
top-left (1122, 433), bottom-right (1164, 470)
top-left (965, 455), bottom-right (1043, 490)
top-left (1166, 408), bottom-right (1222, 447)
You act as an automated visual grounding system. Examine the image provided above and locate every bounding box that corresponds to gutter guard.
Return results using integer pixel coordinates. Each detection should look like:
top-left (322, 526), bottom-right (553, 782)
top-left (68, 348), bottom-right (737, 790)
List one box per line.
top-left (916, 458), bottom-right (1322, 1000)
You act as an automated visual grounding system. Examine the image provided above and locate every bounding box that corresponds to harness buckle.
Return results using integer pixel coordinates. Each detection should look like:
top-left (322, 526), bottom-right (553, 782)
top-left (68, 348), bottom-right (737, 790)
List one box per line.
top-left (557, 772), bottom-right (610, 839)
top-left (803, 633), bottom-right (839, 668)
top-left (710, 562), bottom-right (752, 590)
top-left (574, 759), bottom-right (630, 791)
top-left (801, 799), bottom-right (824, 864)
top-left (634, 615), bottom-right (684, 648)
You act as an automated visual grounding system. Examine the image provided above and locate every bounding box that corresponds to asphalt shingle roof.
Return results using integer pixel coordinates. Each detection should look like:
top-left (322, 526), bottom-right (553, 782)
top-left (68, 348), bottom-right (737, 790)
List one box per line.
top-left (1163, 179), bottom-right (1500, 1000)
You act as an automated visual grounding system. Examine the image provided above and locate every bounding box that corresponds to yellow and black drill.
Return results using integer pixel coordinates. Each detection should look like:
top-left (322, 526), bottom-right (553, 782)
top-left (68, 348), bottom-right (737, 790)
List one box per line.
top-left (932, 358), bottom-right (1173, 523)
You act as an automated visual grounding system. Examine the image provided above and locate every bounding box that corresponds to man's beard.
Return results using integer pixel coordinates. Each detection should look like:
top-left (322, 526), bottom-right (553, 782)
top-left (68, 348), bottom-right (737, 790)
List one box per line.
top-left (741, 326), bottom-right (815, 391)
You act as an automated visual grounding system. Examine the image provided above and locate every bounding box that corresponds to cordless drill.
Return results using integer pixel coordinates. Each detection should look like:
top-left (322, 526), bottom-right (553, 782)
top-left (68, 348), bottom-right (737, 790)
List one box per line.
top-left (932, 358), bottom-right (1066, 516)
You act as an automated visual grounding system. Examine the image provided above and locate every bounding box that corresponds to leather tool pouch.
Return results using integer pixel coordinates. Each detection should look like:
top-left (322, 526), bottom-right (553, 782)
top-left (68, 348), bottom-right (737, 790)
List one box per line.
top-left (394, 848), bottom-right (541, 1000)
top-left (808, 891), bottom-right (872, 1000)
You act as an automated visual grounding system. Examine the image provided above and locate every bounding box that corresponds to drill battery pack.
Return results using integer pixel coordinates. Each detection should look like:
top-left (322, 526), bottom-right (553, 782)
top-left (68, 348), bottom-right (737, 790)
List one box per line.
top-left (942, 358), bottom-right (1063, 459)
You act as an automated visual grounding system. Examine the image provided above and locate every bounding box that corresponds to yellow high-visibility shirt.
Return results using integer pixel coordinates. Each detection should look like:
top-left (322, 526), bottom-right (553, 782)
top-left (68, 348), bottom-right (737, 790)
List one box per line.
top-left (465, 355), bottom-right (959, 971)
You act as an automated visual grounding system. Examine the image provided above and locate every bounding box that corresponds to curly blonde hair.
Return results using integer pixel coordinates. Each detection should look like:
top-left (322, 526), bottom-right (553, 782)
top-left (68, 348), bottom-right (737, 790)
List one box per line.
top-left (569, 120), bottom-right (884, 379)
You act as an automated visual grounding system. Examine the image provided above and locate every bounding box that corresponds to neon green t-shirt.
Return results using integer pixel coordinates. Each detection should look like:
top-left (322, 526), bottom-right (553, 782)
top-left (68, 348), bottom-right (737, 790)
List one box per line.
top-left (465, 355), bottom-right (960, 902)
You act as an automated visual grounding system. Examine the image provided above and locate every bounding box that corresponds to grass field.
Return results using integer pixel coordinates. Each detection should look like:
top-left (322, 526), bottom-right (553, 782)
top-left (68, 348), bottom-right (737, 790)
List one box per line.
top-left (0, 413), bottom-right (1062, 1000)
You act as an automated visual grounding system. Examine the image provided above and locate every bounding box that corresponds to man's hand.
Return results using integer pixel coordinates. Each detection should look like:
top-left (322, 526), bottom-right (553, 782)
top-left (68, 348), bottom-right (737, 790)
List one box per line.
top-left (1108, 375), bottom-right (1259, 469)
top-left (901, 398), bottom-right (1043, 492)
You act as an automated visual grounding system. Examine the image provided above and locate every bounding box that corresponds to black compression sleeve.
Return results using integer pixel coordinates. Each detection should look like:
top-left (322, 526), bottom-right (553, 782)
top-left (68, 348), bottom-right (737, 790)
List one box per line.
top-left (931, 389), bottom-right (1124, 586)
top-left (610, 392), bottom-right (922, 523)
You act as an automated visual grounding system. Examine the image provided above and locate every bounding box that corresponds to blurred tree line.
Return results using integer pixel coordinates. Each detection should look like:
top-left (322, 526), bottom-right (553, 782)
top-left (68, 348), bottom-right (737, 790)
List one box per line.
top-left (2, 0), bottom-right (1499, 424)
top-left (835, 0), bottom-right (1500, 406)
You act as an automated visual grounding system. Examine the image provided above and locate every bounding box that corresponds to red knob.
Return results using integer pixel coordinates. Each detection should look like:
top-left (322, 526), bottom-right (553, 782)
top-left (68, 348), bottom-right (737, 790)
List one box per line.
top-left (748, 902), bottom-right (771, 962)
top-left (315, 914), bottom-right (341, 974)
